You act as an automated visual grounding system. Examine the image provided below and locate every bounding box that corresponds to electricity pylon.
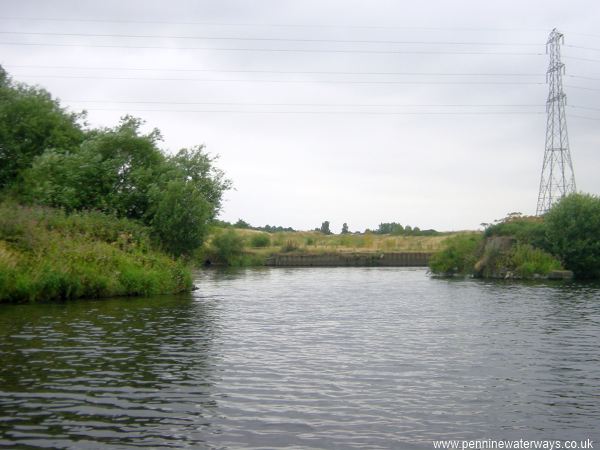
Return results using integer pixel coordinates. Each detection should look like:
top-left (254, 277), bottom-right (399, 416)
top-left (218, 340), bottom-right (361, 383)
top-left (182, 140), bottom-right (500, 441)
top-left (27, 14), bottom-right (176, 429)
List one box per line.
top-left (535, 28), bottom-right (576, 216)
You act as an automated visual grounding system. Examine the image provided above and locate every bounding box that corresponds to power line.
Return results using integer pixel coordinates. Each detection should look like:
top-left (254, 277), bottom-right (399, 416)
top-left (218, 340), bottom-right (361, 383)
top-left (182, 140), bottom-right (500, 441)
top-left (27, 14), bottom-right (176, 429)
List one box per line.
top-left (14, 74), bottom-right (546, 86)
top-left (565, 44), bottom-right (600, 52)
top-left (72, 107), bottom-right (546, 116)
top-left (569, 114), bottom-right (600, 120)
top-left (564, 55), bottom-right (600, 63)
top-left (63, 100), bottom-right (544, 107)
top-left (0, 41), bottom-right (545, 56)
top-left (0, 16), bottom-right (549, 32)
top-left (569, 104), bottom-right (600, 112)
top-left (565, 84), bottom-right (600, 92)
top-left (0, 30), bottom-right (541, 47)
top-left (568, 74), bottom-right (600, 81)
top-left (2, 64), bottom-right (543, 77)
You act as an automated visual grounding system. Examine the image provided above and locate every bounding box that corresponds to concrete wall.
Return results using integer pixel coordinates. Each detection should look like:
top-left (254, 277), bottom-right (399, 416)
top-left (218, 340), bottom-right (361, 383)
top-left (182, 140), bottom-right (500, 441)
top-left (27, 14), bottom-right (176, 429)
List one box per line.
top-left (265, 252), bottom-right (432, 267)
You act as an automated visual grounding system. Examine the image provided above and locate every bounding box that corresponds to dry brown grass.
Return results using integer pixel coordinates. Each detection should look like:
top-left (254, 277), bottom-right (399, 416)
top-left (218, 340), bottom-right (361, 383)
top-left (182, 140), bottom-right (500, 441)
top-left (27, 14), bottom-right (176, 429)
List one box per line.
top-left (221, 228), bottom-right (463, 256)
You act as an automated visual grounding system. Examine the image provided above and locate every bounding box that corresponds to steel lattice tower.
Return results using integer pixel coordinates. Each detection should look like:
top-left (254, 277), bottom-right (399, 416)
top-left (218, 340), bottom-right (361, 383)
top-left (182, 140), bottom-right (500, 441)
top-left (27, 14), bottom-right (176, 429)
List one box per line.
top-left (536, 28), bottom-right (576, 215)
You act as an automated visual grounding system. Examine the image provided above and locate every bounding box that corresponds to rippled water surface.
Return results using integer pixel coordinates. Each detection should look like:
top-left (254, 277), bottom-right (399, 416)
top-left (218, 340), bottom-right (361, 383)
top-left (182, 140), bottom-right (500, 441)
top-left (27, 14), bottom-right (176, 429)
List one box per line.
top-left (1, 268), bottom-right (600, 449)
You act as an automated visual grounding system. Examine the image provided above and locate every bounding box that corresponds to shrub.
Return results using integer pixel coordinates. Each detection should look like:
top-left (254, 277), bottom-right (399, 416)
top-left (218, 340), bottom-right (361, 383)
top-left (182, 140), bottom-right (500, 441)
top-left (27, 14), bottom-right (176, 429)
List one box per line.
top-left (545, 193), bottom-right (600, 278)
top-left (428, 234), bottom-right (483, 275)
top-left (148, 180), bottom-right (212, 256)
top-left (249, 233), bottom-right (270, 248)
top-left (509, 244), bottom-right (561, 278)
top-left (210, 229), bottom-right (245, 265)
top-left (484, 216), bottom-right (548, 250)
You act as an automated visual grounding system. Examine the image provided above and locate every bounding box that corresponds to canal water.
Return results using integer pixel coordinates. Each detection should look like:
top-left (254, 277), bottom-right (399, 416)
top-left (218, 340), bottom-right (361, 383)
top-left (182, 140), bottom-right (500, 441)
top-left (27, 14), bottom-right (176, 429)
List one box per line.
top-left (1, 268), bottom-right (599, 449)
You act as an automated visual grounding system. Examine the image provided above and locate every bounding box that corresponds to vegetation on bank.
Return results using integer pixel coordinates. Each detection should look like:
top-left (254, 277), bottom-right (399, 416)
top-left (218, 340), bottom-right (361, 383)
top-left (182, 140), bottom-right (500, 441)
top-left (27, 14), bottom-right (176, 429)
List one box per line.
top-left (201, 227), bottom-right (455, 266)
top-left (429, 193), bottom-right (600, 279)
top-left (0, 66), bottom-right (230, 301)
top-left (0, 203), bottom-right (191, 303)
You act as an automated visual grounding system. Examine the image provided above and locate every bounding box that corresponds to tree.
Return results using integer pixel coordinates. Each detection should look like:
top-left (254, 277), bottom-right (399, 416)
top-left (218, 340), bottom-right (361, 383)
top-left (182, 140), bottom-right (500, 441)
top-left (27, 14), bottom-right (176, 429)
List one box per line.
top-left (234, 219), bottom-right (251, 229)
top-left (148, 180), bottom-right (213, 257)
top-left (341, 223), bottom-right (349, 234)
top-left (0, 67), bottom-right (84, 188)
top-left (211, 229), bottom-right (245, 265)
top-left (22, 115), bottom-right (231, 257)
top-left (545, 193), bottom-right (600, 278)
top-left (22, 116), bottom-right (164, 216)
top-left (320, 221), bottom-right (332, 235)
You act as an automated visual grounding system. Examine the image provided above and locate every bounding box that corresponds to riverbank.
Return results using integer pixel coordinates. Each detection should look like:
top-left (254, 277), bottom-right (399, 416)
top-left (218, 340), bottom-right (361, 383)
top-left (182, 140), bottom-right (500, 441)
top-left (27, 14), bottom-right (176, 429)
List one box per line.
top-left (265, 251), bottom-right (432, 267)
top-left (202, 227), bottom-right (455, 267)
top-left (0, 203), bottom-right (192, 303)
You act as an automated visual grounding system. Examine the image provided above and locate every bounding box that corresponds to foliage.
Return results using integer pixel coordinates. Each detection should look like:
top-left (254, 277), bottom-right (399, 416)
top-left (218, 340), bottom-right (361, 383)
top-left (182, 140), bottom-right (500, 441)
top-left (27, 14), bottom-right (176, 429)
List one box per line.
top-left (545, 193), bottom-right (600, 278)
top-left (375, 222), bottom-right (439, 236)
top-left (0, 67), bottom-right (85, 188)
top-left (280, 240), bottom-right (300, 252)
top-left (210, 229), bottom-right (245, 265)
top-left (249, 233), bottom-right (270, 248)
top-left (0, 203), bottom-right (191, 303)
top-left (484, 215), bottom-right (548, 250)
top-left (255, 224), bottom-right (295, 233)
top-left (341, 222), bottom-right (349, 234)
top-left (234, 219), bottom-right (251, 229)
top-left (19, 116), bottom-right (230, 256)
top-left (147, 180), bottom-right (212, 256)
top-left (509, 244), bottom-right (561, 278)
top-left (376, 222), bottom-right (404, 235)
top-left (22, 117), bottom-right (163, 215)
top-left (428, 234), bottom-right (483, 275)
top-left (320, 221), bottom-right (332, 235)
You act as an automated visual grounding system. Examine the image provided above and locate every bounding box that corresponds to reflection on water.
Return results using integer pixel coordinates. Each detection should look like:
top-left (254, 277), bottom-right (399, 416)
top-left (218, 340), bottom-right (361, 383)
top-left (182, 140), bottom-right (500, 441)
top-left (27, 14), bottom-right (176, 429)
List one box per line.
top-left (1, 268), bottom-right (599, 449)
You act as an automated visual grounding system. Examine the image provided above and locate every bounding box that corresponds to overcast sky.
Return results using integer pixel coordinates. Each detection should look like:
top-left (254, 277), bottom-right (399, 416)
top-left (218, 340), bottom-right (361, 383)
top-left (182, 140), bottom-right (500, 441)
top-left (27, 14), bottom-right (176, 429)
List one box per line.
top-left (1, 0), bottom-right (599, 232)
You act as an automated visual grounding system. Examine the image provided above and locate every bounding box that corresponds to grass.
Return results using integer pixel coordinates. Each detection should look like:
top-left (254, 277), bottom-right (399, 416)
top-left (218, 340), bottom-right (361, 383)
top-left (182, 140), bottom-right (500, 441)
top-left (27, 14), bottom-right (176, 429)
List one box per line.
top-left (0, 202), bottom-right (192, 303)
top-left (202, 227), bottom-right (459, 266)
top-left (240, 229), bottom-right (452, 253)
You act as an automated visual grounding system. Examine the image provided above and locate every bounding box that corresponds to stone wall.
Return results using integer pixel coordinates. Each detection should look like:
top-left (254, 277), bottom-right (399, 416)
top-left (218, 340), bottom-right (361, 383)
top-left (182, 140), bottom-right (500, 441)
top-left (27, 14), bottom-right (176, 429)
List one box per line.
top-left (265, 252), bottom-right (432, 267)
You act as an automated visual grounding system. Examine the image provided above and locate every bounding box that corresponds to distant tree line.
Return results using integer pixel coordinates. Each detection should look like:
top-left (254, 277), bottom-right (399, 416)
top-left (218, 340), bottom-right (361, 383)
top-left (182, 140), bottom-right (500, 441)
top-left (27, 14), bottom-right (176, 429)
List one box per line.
top-left (372, 222), bottom-right (439, 236)
top-left (214, 218), bottom-right (296, 233)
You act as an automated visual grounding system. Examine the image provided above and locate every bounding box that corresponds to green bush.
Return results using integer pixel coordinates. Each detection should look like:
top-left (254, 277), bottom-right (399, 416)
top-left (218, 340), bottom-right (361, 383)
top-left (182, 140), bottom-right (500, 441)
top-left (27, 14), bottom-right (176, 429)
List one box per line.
top-left (484, 216), bottom-right (549, 250)
top-left (249, 233), bottom-right (270, 248)
top-left (210, 229), bottom-right (245, 265)
top-left (545, 193), bottom-right (600, 278)
top-left (428, 234), bottom-right (482, 275)
top-left (509, 244), bottom-right (561, 278)
top-left (148, 180), bottom-right (212, 256)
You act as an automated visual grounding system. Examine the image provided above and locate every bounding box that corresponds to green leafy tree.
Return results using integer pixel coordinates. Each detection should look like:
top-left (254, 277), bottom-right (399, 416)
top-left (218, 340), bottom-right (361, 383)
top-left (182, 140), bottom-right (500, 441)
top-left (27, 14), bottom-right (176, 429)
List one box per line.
top-left (341, 222), bottom-right (349, 234)
top-left (545, 193), bottom-right (600, 278)
top-left (148, 180), bottom-right (213, 256)
top-left (320, 221), bottom-right (332, 235)
top-left (22, 116), bottom-right (230, 257)
top-left (0, 67), bottom-right (84, 188)
top-left (234, 219), bottom-right (251, 229)
top-left (165, 146), bottom-right (231, 214)
top-left (22, 116), bottom-right (164, 216)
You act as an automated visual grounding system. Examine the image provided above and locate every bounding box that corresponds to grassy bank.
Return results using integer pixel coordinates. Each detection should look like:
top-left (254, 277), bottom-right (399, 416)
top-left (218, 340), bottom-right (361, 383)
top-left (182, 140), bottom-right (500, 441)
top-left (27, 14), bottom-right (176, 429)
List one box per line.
top-left (202, 227), bottom-right (458, 266)
top-left (428, 193), bottom-right (600, 280)
top-left (0, 203), bottom-right (192, 303)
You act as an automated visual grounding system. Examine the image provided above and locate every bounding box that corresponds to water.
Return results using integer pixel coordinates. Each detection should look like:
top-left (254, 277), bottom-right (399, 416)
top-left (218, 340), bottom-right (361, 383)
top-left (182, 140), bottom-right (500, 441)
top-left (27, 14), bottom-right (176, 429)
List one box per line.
top-left (1, 268), bottom-right (599, 449)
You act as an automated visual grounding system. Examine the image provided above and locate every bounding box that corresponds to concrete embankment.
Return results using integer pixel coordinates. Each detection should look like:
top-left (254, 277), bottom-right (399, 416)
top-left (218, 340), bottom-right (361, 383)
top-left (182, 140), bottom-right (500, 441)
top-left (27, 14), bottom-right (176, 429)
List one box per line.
top-left (265, 252), bottom-right (432, 267)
